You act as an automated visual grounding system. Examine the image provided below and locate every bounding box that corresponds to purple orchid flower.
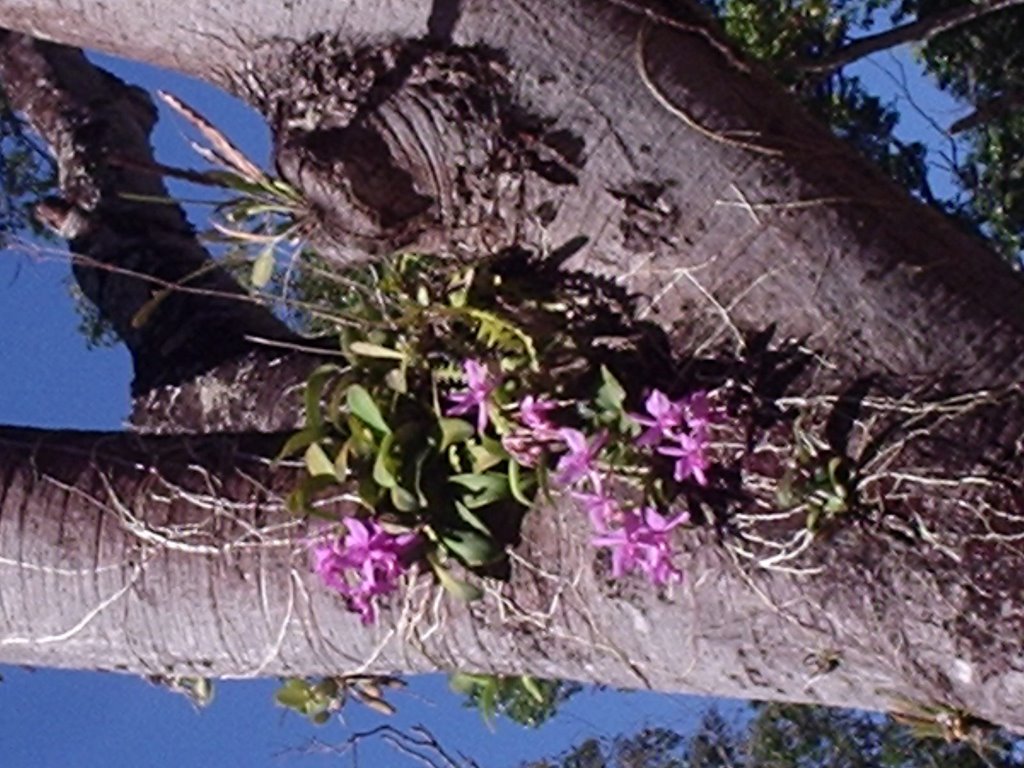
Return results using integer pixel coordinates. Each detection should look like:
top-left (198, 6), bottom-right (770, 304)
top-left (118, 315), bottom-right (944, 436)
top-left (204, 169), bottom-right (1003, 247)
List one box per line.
top-left (310, 517), bottom-right (420, 625)
top-left (553, 428), bottom-right (607, 488)
top-left (658, 432), bottom-right (710, 486)
top-left (572, 489), bottom-right (622, 532)
top-left (637, 507), bottom-right (689, 584)
top-left (501, 395), bottom-right (562, 467)
top-left (446, 359), bottom-right (498, 434)
top-left (501, 433), bottom-right (545, 467)
top-left (592, 514), bottom-right (644, 579)
top-left (592, 506), bottom-right (688, 585)
top-left (631, 389), bottom-right (685, 447)
top-left (518, 395), bottom-right (558, 432)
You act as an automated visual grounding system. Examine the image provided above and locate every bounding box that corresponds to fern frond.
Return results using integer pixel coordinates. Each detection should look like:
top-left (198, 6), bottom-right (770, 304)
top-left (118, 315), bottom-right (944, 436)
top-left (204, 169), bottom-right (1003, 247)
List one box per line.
top-left (460, 307), bottom-right (538, 370)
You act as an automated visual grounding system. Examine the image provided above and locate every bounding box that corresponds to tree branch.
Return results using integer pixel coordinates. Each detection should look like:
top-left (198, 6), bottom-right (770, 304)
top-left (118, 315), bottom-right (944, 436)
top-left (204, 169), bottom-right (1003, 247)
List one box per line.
top-left (797, 0), bottom-right (1024, 75)
top-left (950, 90), bottom-right (1024, 133)
top-left (0, 32), bottom-right (299, 397)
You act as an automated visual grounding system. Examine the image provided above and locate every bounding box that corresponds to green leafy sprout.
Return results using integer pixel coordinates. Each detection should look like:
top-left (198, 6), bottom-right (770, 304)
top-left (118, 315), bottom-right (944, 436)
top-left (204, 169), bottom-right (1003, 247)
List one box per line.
top-left (448, 673), bottom-right (581, 729)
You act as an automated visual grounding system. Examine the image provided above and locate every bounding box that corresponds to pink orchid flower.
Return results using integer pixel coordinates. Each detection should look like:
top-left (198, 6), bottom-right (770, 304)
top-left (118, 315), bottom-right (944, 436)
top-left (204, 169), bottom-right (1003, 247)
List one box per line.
top-left (657, 433), bottom-right (709, 486)
top-left (446, 359), bottom-right (498, 434)
top-left (310, 517), bottom-right (420, 625)
top-left (553, 428), bottom-right (607, 488)
top-left (592, 507), bottom-right (688, 585)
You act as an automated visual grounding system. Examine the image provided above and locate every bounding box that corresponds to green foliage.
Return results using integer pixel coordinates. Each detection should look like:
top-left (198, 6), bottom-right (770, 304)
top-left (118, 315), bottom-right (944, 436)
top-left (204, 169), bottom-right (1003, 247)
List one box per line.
top-left (699, 0), bottom-right (1024, 261)
top-left (914, 1), bottom-right (1024, 259)
top-left (131, 91), bottom-right (308, 299)
top-left (700, 0), bottom-right (876, 67)
top-left (744, 702), bottom-right (1017, 768)
top-left (522, 726), bottom-right (689, 768)
top-left (775, 418), bottom-right (854, 532)
top-left (524, 703), bottom-right (1022, 768)
top-left (449, 673), bottom-right (581, 729)
top-left (279, 254), bottom-right (551, 599)
top-left (145, 675), bottom-right (215, 710)
top-left (274, 675), bottom-right (404, 724)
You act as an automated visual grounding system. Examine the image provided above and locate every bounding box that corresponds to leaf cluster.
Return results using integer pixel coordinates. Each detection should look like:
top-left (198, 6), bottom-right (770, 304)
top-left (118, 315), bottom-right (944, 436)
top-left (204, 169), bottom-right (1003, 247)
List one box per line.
top-left (448, 673), bottom-right (581, 729)
top-left (279, 255), bottom-right (558, 601)
top-left (274, 675), bottom-right (404, 724)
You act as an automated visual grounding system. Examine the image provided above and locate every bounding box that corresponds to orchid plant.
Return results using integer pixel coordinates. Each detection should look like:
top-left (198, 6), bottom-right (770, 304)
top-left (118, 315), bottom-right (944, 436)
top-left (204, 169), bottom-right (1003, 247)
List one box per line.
top-left (280, 253), bottom-right (723, 625)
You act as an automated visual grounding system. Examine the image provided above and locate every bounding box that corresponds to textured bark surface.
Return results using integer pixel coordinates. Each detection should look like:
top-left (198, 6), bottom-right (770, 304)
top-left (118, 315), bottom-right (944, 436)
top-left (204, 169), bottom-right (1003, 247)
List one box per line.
top-left (0, 0), bottom-right (1022, 735)
top-left (0, 423), bottom-right (1022, 730)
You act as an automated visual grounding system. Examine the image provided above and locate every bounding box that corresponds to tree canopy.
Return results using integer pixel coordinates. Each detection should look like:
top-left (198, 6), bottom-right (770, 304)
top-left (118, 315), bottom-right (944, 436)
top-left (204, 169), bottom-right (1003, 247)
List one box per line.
top-left (697, 0), bottom-right (1024, 260)
top-left (524, 704), bottom-right (1024, 768)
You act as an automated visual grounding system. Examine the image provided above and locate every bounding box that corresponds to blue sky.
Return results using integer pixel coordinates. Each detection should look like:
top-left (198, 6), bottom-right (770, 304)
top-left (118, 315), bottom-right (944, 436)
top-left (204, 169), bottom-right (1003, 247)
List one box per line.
top-left (0, 33), bottom-right (973, 768)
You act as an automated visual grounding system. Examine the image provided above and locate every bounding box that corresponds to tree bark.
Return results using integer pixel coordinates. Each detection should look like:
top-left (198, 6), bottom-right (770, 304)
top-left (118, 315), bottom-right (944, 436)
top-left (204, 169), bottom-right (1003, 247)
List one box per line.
top-left (1, 425), bottom-right (1022, 731)
top-left (0, 0), bottom-right (1023, 734)
top-left (4, 1), bottom-right (1024, 379)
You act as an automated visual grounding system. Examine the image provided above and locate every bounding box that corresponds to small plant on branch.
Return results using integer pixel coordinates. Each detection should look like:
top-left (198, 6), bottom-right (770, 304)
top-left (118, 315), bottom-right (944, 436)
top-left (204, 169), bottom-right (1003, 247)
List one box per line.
top-left (448, 672), bottom-right (580, 729)
top-left (276, 252), bottom-right (726, 624)
top-left (275, 674), bottom-right (405, 724)
top-left (118, 91), bottom-right (307, 299)
top-left (775, 417), bottom-right (855, 534)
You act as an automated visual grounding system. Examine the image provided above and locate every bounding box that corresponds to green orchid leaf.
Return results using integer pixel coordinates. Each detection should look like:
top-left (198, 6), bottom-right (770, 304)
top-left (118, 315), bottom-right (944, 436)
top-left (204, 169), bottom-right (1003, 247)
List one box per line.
top-left (454, 501), bottom-right (492, 537)
top-left (327, 380), bottom-right (349, 431)
top-left (390, 485), bottom-right (420, 512)
top-left (426, 551), bottom-right (482, 601)
top-left (806, 507), bottom-right (821, 532)
top-left (304, 364), bottom-right (343, 431)
top-left (274, 687), bottom-right (310, 710)
top-left (384, 367), bottom-right (408, 394)
top-left (827, 457), bottom-right (848, 497)
top-left (372, 433), bottom-right (398, 489)
top-left (412, 447), bottom-right (431, 505)
top-left (286, 474), bottom-right (341, 516)
top-left (348, 384), bottom-right (391, 434)
top-left (448, 672), bottom-right (480, 695)
top-left (334, 440), bottom-right (350, 481)
top-left (311, 678), bottom-right (339, 698)
top-left (347, 416), bottom-right (378, 457)
top-left (468, 438), bottom-right (507, 473)
top-left (275, 679), bottom-right (312, 709)
top-left (450, 472), bottom-right (510, 509)
top-left (348, 341), bottom-right (406, 361)
top-left (521, 675), bottom-right (544, 703)
top-left (479, 679), bottom-right (498, 728)
top-left (439, 418), bottom-right (475, 450)
top-left (439, 527), bottom-right (501, 567)
top-left (250, 243), bottom-right (275, 288)
top-left (358, 475), bottom-right (384, 507)
top-left (310, 710), bottom-right (331, 725)
top-left (304, 442), bottom-right (338, 479)
top-left (275, 426), bottom-right (326, 463)
top-left (595, 365), bottom-right (626, 414)
top-left (507, 460), bottom-right (535, 506)
top-left (448, 472), bottom-right (508, 493)
top-left (535, 458), bottom-right (553, 502)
